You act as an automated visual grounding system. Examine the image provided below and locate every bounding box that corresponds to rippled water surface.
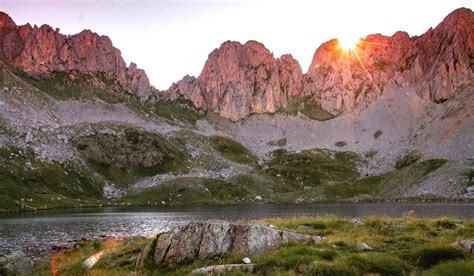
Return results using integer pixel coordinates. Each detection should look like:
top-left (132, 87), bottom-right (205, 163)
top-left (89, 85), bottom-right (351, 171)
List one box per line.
top-left (1, 203), bottom-right (473, 259)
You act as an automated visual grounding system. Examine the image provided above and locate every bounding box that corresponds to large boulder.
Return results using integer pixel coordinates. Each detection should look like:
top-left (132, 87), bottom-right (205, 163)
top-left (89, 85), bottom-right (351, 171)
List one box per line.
top-left (135, 220), bottom-right (323, 269)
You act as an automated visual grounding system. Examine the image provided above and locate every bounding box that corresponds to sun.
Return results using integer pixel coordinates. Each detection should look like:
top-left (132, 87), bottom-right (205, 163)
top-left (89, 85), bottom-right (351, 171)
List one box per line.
top-left (338, 35), bottom-right (361, 50)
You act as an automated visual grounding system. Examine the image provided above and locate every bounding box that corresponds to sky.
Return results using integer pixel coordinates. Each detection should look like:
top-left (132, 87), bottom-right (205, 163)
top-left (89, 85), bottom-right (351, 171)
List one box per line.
top-left (1, 0), bottom-right (473, 90)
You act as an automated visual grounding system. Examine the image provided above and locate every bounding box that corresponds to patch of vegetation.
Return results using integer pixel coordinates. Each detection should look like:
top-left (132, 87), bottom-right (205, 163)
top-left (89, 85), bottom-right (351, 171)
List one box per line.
top-left (267, 138), bottom-right (287, 147)
top-left (365, 149), bottom-right (378, 158)
top-left (150, 98), bottom-right (206, 126)
top-left (345, 252), bottom-right (405, 275)
top-left (264, 149), bottom-right (359, 187)
top-left (125, 177), bottom-right (254, 205)
top-left (395, 150), bottom-right (422, 169)
top-left (0, 146), bottom-right (104, 212)
top-left (283, 96), bottom-right (336, 121)
top-left (17, 71), bottom-right (130, 103)
top-left (18, 70), bottom-right (206, 127)
top-left (435, 218), bottom-right (458, 230)
top-left (75, 127), bottom-right (190, 187)
top-left (335, 141), bottom-right (347, 148)
top-left (209, 136), bottom-right (257, 165)
top-left (309, 262), bottom-right (356, 276)
top-left (33, 216), bottom-right (474, 275)
top-left (324, 159), bottom-right (448, 200)
top-left (412, 245), bottom-right (466, 268)
top-left (425, 259), bottom-right (474, 276)
top-left (373, 129), bottom-right (383, 139)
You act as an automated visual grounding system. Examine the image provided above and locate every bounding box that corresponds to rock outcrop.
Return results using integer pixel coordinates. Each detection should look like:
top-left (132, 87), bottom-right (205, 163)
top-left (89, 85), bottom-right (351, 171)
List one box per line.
top-left (304, 7), bottom-right (473, 113)
top-left (0, 12), bottom-right (153, 100)
top-left (168, 8), bottom-right (473, 120)
top-left (303, 32), bottom-right (413, 113)
top-left (167, 41), bottom-right (303, 121)
top-left (135, 220), bottom-right (323, 269)
top-left (0, 251), bottom-right (33, 276)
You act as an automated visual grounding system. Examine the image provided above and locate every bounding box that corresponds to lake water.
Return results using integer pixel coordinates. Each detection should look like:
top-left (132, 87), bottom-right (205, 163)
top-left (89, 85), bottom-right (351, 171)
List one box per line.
top-left (1, 202), bottom-right (473, 260)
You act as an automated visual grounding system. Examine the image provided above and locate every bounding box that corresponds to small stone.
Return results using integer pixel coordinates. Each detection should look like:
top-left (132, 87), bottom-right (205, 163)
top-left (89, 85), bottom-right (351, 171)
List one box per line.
top-left (356, 242), bottom-right (373, 251)
top-left (242, 257), bottom-right (251, 264)
top-left (255, 196), bottom-right (262, 201)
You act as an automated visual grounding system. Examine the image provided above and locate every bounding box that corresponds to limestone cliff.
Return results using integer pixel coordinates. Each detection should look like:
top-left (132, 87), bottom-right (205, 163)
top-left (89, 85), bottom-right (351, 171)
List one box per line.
top-left (0, 12), bottom-right (153, 100)
top-left (169, 8), bottom-right (473, 120)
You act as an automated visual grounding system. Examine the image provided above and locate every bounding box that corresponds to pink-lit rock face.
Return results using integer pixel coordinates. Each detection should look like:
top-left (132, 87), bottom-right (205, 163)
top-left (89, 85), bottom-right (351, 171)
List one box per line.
top-left (169, 8), bottom-right (473, 120)
top-left (303, 32), bottom-right (413, 113)
top-left (196, 41), bottom-right (293, 121)
top-left (303, 7), bottom-right (473, 113)
top-left (0, 12), bottom-right (152, 100)
top-left (167, 41), bottom-right (303, 121)
top-left (399, 7), bottom-right (474, 103)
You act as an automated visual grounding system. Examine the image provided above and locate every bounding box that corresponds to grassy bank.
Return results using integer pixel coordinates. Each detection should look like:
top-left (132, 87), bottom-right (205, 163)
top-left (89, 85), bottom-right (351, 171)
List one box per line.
top-left (32, 216), bottom-right (474, 275)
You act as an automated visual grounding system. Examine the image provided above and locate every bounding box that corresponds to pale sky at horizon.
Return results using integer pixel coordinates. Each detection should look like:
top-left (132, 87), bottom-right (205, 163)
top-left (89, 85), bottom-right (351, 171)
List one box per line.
top-left (1, 0), bottom-right (473, 90)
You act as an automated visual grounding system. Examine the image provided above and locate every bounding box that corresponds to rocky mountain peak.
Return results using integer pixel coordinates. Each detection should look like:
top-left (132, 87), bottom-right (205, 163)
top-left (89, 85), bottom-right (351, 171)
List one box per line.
top-left (168, 8), bottom-right (473, 120)
top-left (0, 11), bottom-right (153, 100)
top-left (169, 40), bottom-right (299, 121)
top-left (0, 12), bottom-right (16, 30)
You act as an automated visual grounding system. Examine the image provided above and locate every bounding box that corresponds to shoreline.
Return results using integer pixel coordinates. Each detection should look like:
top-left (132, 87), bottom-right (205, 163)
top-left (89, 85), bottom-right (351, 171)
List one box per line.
top-left (12, 216), bottom-right (474, 275)
top-left (2, 195), bottom-right (474, 215)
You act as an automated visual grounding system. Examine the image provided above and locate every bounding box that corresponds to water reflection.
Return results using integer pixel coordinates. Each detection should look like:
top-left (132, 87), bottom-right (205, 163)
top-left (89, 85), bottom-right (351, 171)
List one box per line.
top-left (0, 202), bottom-right (473, 259)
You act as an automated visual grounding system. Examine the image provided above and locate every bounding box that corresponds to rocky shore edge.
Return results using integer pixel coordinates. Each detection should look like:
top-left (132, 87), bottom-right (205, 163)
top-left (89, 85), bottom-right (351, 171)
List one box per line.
top-left (2, 218), bottom-right (474, 275)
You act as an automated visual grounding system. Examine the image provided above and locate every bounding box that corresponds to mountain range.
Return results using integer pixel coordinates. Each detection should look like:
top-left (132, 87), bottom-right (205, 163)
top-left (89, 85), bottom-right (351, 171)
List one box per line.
top-left (0, 8), bottom-right (472, 212)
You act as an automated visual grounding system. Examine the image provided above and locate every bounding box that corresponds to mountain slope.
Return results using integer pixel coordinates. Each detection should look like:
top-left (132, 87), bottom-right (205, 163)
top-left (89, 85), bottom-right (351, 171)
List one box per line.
top-left (0, 8), bottom-right (472, 211)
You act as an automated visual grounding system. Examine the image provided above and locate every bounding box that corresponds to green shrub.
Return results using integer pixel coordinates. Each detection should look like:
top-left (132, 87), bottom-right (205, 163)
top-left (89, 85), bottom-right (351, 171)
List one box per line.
top-left (424, 259), bottom-right (474, 276)
top-left (435, 219), bottom-right (457, 230)
top-left (255, 243), bottom-right (337, 272)
top-left (316, 249), bottom-right (339, 261)
top-left (309, 262), bottom-right (356, 276)
top-left (373, 129), bottom-right (383, 139)
top-left (346, 253), bottom-right (405, 276)
top-left (412, 245), bottom-right (465, 268)
top-left (335, 141), bottom-right (347, 148)
top-left (209, 136), bottom-right (257, 165)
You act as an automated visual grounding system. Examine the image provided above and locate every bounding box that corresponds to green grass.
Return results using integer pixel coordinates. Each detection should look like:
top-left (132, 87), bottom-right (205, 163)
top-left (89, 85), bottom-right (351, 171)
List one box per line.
top-left (151, 98), bottom-right (206, 126)
top-left (17, 71), bottom-right (130, 103)
top-left (209, 136), bottom-right (258, 165)
top-left (74, 127), bottom-right (191, 187)
top-left (324, 159), bottom-right (448, 200)
top-left (264, 149), bottom-right (359, 187)
top-left (424, 259), bottom-right (474, 276)
top-left (125, 177), bottom-right (254, 205)
top-left (344, 253), bottom-right (405, 275)
top-left (412, 245), bottom-right (466, 268)
top-left (0, 146), bottom-right (104, 212)
top-left (33, 216), bottom-right (474, 275)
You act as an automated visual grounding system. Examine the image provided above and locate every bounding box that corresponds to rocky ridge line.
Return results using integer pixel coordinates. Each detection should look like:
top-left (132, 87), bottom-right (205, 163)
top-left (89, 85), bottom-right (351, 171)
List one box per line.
top-left (0, 11), bottom-right (153, 100)
top-left (167, 8), bottom-right (474, 120)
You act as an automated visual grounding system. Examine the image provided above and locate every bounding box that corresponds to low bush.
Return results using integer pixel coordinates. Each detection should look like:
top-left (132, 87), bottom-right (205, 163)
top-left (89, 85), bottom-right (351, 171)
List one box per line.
top-left (345, 253), bottom-right (405, 276)
top-left (424, 259), bottom-right (474, 276)
top-left (412, 245), bottom-right (465, 268)
top-left (309, 262), bottom-right (356, 276)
